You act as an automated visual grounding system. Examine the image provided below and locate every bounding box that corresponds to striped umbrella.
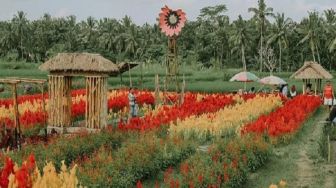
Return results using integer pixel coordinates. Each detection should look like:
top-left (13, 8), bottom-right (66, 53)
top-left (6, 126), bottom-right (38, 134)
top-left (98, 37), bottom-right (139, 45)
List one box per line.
top-left (229, 71), bottom-right (260, 82)
top-left (229, 71), bottom-right (259, 90)
top-left (259, 75), bottom-right (286, 85)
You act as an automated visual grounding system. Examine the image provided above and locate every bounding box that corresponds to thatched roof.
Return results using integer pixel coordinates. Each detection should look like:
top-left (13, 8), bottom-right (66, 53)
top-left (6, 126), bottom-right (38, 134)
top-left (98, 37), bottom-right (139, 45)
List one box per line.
top-left (117, 62), bottom-right (139, 73)
top-left (39, 53), bottom-right (119, 75)
top-left (290, 61), bottom-right (333, 80)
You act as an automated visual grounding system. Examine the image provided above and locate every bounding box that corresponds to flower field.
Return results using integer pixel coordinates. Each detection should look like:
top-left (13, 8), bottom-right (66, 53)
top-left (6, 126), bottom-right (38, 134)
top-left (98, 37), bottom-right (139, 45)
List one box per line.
top-left (0, 90), bottom-right (323, 187)
top-left (0, 89), bottom-right (155, 134)
top-left (241, 95), bottom-right (322, 143)
top-left (169, 94), bottom-right (282, 140)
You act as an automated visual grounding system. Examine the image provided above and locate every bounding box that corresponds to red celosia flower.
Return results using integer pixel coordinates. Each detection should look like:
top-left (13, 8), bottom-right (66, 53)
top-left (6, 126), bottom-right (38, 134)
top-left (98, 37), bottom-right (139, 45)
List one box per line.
top-left (136, 180), bottom-right (143, 188)
top-left (180, 162), bottom-right (189, 176)
top-left (198, 174), bottom-right (203, 183)
top-left (241, 95), bottom-right (321, 138)
top-left (224, 173), bottom-right (230, 182)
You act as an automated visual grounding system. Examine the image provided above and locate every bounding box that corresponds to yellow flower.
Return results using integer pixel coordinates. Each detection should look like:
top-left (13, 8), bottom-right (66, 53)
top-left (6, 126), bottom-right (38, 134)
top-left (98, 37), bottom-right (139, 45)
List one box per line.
top-left (279, 179), bottom-right (287, 187)
top-left (169, 95), bottom-right (282, 139)
top-left (269, 184), bottom-right (278, 188)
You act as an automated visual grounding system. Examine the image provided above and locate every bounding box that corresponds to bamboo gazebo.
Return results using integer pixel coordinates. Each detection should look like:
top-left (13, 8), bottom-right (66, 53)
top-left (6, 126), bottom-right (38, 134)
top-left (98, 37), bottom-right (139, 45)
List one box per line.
top-left (39, 53), bottom-right (120, 130)
top-left (290, 61), bottom-right (333, 95)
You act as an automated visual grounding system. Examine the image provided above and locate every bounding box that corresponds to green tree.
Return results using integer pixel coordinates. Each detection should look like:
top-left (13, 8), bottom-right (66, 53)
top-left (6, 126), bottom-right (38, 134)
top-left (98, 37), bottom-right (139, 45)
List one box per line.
top-left (230, 15), bottom-right (251, 71)
top-left (12, 11), bottom-right (28, 59)
top-left (248, 0), bottom-right (274, 72)
top-left (267, 13), bottom-right (293, 72)
top-left (297, 11), bottom-right (322, 63)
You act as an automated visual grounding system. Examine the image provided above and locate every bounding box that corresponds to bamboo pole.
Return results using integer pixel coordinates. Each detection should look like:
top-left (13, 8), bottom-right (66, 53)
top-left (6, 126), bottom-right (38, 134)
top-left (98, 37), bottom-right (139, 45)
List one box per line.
top-left (181, 74), bottom-right (185, 105)
top-left (328, 135), bottom-right (331, 162)
top-left (12, 83), bottom-right (21, 149)
top-left (155, 74), bottom-right (160, 105)
top-left (41, 83), bottom-right (47, 139)
top-left (48, 76), bottom-right (52, 126)
top-left (314, 79), bottom-right (317, 95)
top-left (91, 77), bottom-right (94, 129)
top-left (128, 63), bottom-right (132, 88)
top-left (60, 76), bottom-right (64, 128)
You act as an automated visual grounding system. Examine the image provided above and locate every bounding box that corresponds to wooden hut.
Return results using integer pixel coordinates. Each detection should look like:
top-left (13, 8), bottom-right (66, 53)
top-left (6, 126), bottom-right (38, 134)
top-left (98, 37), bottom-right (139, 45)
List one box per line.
top-left (39, 53), bottom-right (120, 129)
top-left (290, 61), bottom-right (333, 94)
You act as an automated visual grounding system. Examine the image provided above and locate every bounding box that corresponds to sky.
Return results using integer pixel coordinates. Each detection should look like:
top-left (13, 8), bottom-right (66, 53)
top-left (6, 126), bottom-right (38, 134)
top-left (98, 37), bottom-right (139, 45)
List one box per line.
top-left (0, 0), bottom-right (336, 24)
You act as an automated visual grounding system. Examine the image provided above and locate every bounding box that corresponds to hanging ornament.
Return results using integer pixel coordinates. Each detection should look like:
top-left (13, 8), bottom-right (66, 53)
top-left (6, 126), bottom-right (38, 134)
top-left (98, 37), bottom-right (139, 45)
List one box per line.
top-left (159, 5), bottom-right (186, 37)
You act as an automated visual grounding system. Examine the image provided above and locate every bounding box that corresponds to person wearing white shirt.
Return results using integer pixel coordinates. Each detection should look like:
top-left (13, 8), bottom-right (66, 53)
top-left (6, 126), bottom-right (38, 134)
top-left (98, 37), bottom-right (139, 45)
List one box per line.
top-left (289, 85), bottom-right (297, 98)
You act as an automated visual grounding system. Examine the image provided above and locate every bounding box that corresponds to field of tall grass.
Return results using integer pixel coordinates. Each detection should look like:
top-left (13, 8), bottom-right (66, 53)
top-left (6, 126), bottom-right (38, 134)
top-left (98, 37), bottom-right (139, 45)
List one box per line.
top-left (0, 60), bottom-right (335, 97)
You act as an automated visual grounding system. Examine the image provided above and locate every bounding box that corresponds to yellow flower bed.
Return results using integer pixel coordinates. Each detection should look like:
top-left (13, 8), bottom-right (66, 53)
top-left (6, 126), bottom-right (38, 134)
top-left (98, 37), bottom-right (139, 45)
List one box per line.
top-left (8, 161), bottom-right (81, 188)
top-left (169, 95), bottom-right (282, 139)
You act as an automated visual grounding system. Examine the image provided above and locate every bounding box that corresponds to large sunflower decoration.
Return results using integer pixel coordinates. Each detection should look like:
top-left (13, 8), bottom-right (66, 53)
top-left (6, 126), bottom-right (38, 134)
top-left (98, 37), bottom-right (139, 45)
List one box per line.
top-left (159, 5), bottom-right (186, 37)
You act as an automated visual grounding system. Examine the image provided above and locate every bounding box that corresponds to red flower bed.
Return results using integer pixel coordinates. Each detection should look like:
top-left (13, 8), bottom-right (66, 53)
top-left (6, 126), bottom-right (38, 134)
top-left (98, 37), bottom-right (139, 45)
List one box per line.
top-left (0, 89), bottom-right (86, 108)
top-left (118, 93), bottom-right (235, 131)
top-left (0, 89), bottom-right (155, 130)
top-left (107, 90), bottom-right (155, 111)
top-left (241, 95), bottom-right (321, 138)
top-left (0, 154), bottom-right (35, 188)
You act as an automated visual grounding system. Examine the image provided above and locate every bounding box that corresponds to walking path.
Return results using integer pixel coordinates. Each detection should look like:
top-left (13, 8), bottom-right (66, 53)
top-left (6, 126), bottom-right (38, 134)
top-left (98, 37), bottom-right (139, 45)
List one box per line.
top-left (246, 108), bottom-right (335, 188)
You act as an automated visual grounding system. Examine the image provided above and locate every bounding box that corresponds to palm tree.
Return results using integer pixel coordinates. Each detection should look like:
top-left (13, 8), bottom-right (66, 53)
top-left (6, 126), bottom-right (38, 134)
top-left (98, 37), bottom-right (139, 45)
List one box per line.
top-left (0, 22), bottom-right (15, 56)
top-left (267, 13), bottom-right (292, 72)
top-left (324, 9), bottom-right (336, 52)
top-left (248, 0), bottom-right (274, 72)
top-left (230, 15), bottom-right (250, 71)
top-left (12, 11), bottom-right (28, 59)
top-left (64, 15), bottom-right (80, 51)
top-left (81, 16), bottom-right (97, 50)
top-left (297, 11), bottom-right (321, 63)
top-left (323, 9), bottom-right (336, 70)
top-left (98, 18), bottom-right (119, 53)
top-left (124, 25), bottom-right (139, 58)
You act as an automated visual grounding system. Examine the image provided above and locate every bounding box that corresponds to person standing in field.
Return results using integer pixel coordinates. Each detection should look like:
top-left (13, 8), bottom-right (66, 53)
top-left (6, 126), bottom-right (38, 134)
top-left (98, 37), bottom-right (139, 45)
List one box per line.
top-left (281, 84), bottom-right (288, 98)
top-left (289, 85), bottom-right (297, 98)
top-left (323, 81), bottom-right (334, 111)
top-left (128, 87), bottom-right (137, 117)
top-left (248, 87), bottom-right (256, 94)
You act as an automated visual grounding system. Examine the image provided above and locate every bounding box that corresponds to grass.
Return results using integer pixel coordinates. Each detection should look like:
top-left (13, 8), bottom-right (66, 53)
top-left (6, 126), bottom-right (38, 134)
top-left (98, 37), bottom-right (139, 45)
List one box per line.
top-left (245, 108), bottom-right (328, 188)
top-left (0, 60), bottom-right (335, 97)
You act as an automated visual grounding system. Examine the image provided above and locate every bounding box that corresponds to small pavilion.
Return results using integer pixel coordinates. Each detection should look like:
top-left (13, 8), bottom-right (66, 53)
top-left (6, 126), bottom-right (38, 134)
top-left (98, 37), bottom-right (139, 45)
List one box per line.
top-left (290, 61), bottom-right (333, 95)
top-left (39, 53), bottom-right (120, 129)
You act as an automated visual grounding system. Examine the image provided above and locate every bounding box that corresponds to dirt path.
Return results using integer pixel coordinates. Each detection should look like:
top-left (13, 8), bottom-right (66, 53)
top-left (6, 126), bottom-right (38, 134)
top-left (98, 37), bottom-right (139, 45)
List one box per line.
top-left (246, 108), bottom-right (334, 188)
top-left (294, 149), bottom-right (315, 187)
top-left (292, 117), bottom-right (328, 188)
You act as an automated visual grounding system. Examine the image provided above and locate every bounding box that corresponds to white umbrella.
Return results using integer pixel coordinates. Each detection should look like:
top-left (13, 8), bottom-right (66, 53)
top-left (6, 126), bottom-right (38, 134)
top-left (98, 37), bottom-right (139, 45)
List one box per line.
top-left (229, 71), bottom-right (260, 82)
top-left (229, 71), bottom-right (260, 90)
top-left (259, 75), bottom-right (286, 85)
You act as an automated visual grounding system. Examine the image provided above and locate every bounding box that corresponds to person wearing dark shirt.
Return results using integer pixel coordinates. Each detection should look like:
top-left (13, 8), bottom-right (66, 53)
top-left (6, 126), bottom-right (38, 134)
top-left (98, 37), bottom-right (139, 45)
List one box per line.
top-left (327, 106), bottom-right (336, 123)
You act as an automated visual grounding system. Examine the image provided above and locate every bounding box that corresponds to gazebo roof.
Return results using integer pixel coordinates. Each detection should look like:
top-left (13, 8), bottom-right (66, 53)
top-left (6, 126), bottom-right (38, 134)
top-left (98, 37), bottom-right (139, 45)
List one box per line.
top-left (290, 61), bottom-right (333, 80)
top-left (117, 62), bottom-right (139, 73)
top-left (39, 53), bottom-right (120, 75)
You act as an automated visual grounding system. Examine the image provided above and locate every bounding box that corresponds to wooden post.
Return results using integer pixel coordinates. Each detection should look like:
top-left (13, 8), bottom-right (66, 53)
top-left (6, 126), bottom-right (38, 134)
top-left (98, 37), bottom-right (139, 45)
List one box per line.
top-left (128, 63), bottom-right (132, 88)
top-left (41, 83), bottom-right (47, 139)
top-left (163, 79), bottom-right (167, 104)
top-left (314, 79), bottom-right (317, 95)
top-left (140, 62), bottom-right (143, 89)
top-left (328, 135), bottom-right (331, 162)
top-left (180, 74), bottom-right (185, 105)
top-left (47, 75), bottom-right (71, 129)
top-left (155, 74), bottom-right (160, 105)
top-left (12, 83), bottom-right (21, 149)
top-left (303, 79), bottom-right (305, 94)
top-left (85, 76), bottom-right (107, 129)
